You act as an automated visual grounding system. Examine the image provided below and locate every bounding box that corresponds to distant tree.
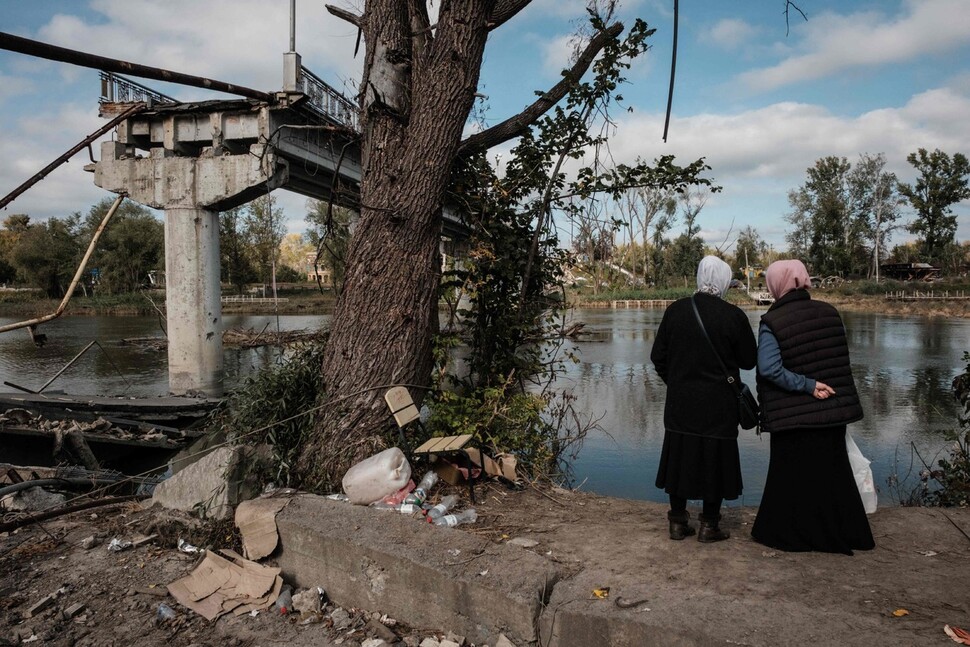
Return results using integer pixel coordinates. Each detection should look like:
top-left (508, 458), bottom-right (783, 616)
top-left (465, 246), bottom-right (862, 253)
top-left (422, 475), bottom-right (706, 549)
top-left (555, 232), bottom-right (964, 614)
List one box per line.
top-left (849, 153), bottom-right (904, 280)
top-left (735, 225), bottom-right (765, 271)
top-left (650, 207), bottom-right (677, 287)
top-left (887, 242), bottom-right (919, 264)
top-left (666, 189), bottom-right (706, 283)
top-left (785, 156), bottom-right (869, 276)
top-left (0, 215), bottom-right (30, 284)
top-left (618, 186), bottom-right (677, 285)
top-left (220, 206), bottom-right (257, 295)
top-left (666, 233), bottom-right (704, 286)
top-left (78, 198), bottom-right (163, 294)
top-left (304, 200), bottom-right (354, 293)
top-left (10, 217), bottom-right (81, 297)
top-left (278, 233), bottom-right (314, 279)
top-left (898, 148), bottom-right (970, 264)
top-left (243, 194), bottom-right (286, 285)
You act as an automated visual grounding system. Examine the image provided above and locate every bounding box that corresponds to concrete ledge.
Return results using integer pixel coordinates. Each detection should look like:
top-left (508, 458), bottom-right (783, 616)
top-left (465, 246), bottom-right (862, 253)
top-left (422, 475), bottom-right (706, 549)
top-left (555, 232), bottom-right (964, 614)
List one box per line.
top-left (276, 496), bottom-right (562, 645)
top-left (276, 491), bottom-right (970, 647)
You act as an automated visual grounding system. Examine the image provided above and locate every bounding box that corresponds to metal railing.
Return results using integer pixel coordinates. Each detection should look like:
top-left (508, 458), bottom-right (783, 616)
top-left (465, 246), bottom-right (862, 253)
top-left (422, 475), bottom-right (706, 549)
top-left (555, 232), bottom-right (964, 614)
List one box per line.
top-left (298, 66), bottom-right (358, 130)
top-left (99, 71), bottom-right (176, 105)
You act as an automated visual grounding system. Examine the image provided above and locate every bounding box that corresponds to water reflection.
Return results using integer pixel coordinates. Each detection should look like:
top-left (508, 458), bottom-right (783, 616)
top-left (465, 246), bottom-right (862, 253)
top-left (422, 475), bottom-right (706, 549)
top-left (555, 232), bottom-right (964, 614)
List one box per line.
top-left (0, 308), bottom-right (965, 508)
top-left (562, 308), bottom-right (964, 508)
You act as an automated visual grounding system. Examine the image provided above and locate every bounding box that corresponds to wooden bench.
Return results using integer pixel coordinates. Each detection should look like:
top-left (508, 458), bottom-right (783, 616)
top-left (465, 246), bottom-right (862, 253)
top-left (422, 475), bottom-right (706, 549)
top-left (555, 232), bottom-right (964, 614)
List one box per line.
top-left (385, 387), bottom-right (482, 502)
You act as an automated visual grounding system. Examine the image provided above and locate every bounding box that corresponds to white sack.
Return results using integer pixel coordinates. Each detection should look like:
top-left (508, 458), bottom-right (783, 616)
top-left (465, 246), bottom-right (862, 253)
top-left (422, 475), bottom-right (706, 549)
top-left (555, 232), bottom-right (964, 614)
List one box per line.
top-left (342, 447), bottom-right (412, 505)
top-left (846, 432), bottom-right (877, 514)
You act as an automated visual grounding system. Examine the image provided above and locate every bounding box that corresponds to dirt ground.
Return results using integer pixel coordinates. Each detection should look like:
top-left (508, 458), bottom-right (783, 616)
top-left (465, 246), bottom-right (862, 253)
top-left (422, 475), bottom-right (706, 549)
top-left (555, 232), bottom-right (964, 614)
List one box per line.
top-left (3, 480), bottom-right (969, 647)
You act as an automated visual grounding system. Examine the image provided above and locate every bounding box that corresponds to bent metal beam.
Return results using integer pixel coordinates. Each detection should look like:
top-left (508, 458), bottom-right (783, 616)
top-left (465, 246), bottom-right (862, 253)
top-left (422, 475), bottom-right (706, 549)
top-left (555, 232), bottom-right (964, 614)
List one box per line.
top-left (0, 32), bottom-right (273, 103)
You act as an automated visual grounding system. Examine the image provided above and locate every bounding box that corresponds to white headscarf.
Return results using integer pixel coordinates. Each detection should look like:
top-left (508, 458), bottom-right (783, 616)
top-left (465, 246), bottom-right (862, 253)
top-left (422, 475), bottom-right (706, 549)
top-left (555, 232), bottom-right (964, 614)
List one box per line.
top-left (695, 255), bottom-right (732, 298)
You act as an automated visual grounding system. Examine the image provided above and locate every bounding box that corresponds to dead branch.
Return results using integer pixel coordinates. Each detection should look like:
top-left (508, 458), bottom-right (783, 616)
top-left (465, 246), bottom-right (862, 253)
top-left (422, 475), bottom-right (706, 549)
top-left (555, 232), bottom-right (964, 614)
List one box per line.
top-left (457, 22), bottom-right (623, 156)
top-left (326, 5), bottom-right (363, 28)
top-left (488, 0), bottom-right (533, 31)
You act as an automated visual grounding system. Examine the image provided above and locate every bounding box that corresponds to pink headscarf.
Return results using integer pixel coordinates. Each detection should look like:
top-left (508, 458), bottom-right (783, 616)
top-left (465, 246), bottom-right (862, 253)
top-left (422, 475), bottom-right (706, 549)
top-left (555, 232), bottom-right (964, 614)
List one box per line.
top-left (765, 260), bottom-right (812, 299)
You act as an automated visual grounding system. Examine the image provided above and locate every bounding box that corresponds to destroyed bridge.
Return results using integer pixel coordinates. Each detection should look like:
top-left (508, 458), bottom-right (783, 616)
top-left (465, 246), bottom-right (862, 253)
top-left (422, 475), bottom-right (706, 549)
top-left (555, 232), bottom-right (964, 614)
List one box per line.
top-left (0, 26), bottom-right (468, 398)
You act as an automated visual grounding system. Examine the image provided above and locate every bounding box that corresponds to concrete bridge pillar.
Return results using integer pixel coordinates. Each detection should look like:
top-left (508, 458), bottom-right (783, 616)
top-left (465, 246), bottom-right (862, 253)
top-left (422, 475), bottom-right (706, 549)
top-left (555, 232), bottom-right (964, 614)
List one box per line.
top-left (94, 119), bottom-right (287, 396)
top-left (164, 207), bottom-right (223, 395)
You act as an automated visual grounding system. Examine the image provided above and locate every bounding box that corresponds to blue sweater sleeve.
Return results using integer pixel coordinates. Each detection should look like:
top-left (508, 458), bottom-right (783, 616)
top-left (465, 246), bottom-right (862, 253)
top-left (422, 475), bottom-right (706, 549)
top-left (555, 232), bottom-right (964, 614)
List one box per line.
top-left (757, 324), bottom-right (816, 394)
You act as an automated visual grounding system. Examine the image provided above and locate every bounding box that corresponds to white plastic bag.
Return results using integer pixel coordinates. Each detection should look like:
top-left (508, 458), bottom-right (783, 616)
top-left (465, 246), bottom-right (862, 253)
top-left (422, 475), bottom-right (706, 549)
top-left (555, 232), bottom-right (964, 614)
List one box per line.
top-left (341, 447), bottom-right (412, 505)
top-left (846, 432), bottom-right (877, 514)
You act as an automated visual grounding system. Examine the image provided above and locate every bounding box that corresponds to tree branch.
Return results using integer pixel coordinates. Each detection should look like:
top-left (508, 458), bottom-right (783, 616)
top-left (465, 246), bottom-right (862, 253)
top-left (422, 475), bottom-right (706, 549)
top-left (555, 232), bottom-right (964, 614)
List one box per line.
top-left (326, 4), bottom-right (363, 28)
top-left (488, 0), bottom-right (533, 31)
top-left (457, 22), bottom-right (623, 156)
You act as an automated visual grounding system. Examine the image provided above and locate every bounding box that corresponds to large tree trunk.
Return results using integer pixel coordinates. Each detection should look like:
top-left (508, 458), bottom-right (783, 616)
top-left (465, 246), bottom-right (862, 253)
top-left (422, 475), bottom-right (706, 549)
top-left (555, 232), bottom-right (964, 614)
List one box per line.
top-left (297, 0), bottom-right (495, 488)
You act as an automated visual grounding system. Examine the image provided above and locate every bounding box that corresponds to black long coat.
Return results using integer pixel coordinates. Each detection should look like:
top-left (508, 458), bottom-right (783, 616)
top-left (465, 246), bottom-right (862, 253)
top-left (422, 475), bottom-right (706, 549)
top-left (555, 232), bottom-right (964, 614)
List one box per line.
top-left (650, 293), bottom-right (757, 439)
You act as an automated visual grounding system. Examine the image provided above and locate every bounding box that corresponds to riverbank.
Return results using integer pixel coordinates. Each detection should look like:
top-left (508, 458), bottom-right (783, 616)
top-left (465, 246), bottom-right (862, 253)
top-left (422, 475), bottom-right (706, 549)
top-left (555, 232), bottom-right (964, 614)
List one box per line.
top-left (2, 484), bottom-right (967, 646)
top-left (573, 292), bottom-right (970, 318)
top-left (2, 290), bottom-right (969, 319)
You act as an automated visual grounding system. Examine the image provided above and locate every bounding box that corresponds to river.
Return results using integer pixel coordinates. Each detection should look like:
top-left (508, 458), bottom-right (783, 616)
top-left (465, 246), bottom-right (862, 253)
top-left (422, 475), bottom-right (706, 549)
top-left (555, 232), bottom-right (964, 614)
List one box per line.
top-left (0, 308), bottom-right (965, 507)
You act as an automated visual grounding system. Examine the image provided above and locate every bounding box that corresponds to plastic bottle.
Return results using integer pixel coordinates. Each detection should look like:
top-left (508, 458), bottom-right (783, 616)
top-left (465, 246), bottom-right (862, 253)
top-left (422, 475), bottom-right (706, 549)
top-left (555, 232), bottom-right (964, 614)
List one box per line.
top-left (433, 508), bottom-right (478, 527)
top-left (426, 494), bottom-right (459, 522)
top-left (156, 603), bottom-right (177, 622)
top-left (403, 471), bottom-right (439, 505)
top-left (369, 502), bottom-right (422, 515)
top-left (274, 585), bottom-right (293, 615)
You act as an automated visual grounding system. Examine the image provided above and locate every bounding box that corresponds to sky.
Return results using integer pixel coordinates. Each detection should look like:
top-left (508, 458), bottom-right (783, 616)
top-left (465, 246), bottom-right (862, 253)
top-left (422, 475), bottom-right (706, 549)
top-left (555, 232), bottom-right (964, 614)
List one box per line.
top-left (1, 0), bottom-right (969, 255)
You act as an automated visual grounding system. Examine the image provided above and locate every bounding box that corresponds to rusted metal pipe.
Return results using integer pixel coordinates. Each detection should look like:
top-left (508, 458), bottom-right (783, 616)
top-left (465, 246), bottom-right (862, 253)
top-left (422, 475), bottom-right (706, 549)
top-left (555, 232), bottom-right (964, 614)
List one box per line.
top-left (0, 195), bottom-right (125, 336)
top-left (0, 31), bottom-right (273, 102)
top-left (0, 103), bottom-right (145, 211)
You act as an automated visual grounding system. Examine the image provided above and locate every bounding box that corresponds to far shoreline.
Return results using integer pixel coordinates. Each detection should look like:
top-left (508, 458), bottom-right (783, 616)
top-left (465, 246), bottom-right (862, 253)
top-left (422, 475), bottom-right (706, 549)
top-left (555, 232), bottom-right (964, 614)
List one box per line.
top-left (2, 290), bottom-right (969, 319)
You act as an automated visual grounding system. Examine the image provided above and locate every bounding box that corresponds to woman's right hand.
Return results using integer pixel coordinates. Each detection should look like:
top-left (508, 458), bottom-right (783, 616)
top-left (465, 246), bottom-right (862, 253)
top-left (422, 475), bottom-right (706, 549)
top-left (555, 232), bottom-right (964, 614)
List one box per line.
top-left (813, 381), bottom-right (835, 400)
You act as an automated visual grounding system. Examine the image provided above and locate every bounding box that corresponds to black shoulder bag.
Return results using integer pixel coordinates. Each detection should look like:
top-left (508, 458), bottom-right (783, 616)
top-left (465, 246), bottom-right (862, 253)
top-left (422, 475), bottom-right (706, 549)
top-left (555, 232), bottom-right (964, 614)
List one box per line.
top-left (690, 296), bottom-right (760, 430)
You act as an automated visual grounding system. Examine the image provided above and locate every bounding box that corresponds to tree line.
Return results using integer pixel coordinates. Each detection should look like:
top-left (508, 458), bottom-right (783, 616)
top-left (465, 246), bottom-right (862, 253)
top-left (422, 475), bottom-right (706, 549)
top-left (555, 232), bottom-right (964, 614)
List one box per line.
top-left (569, 148), bottom-right (969, 289)
top-left (0, 195), bottom-right (350, 298)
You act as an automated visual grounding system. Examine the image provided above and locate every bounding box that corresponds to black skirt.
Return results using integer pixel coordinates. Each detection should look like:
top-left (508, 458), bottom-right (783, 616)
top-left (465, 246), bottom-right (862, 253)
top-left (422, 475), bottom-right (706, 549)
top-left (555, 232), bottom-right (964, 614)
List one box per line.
top-left (655, 430), bottom-right (743, 501)
top-left (752, 425), bottom-right (875, 555)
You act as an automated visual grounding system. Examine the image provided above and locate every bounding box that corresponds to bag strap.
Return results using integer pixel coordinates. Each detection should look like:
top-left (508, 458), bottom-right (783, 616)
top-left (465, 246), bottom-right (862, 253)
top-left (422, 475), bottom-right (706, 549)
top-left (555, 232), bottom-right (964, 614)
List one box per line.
top-left (690, 295), bottom-right (740, 392)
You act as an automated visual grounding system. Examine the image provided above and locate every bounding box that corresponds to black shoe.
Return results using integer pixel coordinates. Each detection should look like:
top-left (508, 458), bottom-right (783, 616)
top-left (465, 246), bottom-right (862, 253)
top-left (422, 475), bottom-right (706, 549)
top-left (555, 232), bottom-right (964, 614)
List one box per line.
top-left (667, 510), bottom-right (696, 540)
top-left (698, 514), bottom-right (730, 543)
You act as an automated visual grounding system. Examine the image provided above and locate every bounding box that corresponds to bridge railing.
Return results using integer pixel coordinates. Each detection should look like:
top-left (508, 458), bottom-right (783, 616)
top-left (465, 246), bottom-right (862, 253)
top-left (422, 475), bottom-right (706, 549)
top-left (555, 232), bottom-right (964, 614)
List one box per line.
top-left (100, 72), bottom-right (176, 106)
top-left (298, 66), bottom-right (359, 131)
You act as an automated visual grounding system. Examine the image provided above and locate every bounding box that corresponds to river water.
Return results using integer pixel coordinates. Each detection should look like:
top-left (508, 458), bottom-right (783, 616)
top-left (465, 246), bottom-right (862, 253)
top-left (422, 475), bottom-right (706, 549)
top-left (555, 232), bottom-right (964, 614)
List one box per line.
top-left (0, 308), bottom-right (965, 507)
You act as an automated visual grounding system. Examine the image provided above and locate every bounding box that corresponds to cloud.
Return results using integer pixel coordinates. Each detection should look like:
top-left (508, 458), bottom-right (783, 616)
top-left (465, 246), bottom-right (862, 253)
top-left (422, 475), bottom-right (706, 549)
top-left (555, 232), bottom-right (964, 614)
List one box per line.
top-left (35, 0), bottom-right (363, 98)
top-left (602, 85), bottom-right (970, 245)
top-left (739, 0), bottom-right (970, 92)
top-left (541, 34), bottom-right (578, 76)
top-left (705, 18), bottom-right (759, 51)
top-left (0, 73), bottom-right (36, 105)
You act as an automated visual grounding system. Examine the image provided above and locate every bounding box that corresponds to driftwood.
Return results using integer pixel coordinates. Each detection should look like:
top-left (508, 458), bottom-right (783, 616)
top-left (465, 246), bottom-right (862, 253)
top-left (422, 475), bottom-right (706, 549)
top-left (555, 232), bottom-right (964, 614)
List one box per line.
top-left (122, 327), bottom-right (326, 351)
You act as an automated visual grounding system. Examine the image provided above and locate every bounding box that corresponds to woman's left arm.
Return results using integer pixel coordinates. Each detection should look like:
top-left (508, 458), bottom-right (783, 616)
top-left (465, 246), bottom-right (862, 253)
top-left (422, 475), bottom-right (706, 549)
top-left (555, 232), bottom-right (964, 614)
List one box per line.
top-left (757, 324), bottom-right (815, 394)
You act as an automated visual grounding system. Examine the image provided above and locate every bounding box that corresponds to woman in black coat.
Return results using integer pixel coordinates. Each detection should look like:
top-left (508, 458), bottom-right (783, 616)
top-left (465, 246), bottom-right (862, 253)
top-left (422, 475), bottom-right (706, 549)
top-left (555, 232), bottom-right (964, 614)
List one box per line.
top-left (651, 256), bottom-right (757, 542)
top-left (751, 260), bottom-right (874, 555)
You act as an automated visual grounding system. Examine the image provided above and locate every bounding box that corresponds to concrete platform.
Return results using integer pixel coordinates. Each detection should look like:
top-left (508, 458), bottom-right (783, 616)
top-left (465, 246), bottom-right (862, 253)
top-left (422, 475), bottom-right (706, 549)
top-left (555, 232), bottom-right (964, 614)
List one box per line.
top-left (276, 496), bottom-right (561, 645)
top-left (275, 491), bottom-right (970, 647)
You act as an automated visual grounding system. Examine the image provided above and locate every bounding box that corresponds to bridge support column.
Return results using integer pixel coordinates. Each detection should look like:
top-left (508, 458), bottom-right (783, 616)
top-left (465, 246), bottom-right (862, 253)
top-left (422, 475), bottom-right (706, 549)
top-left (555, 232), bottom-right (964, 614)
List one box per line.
top-left (165, 207), bottom-right (223, 396)
top-left (94, 125), bottom-right (288, 396)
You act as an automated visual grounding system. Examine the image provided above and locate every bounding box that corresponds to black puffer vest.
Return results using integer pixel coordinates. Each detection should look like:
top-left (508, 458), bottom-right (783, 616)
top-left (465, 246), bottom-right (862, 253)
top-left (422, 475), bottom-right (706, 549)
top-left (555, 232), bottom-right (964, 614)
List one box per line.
top-left (757, 290), bottom-right (863, 433)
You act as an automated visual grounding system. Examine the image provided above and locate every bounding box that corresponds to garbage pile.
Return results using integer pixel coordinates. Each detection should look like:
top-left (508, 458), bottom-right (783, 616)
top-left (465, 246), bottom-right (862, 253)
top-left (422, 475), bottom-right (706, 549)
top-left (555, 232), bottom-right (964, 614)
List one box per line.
top-left (341, 447), bottom-right (478, 527)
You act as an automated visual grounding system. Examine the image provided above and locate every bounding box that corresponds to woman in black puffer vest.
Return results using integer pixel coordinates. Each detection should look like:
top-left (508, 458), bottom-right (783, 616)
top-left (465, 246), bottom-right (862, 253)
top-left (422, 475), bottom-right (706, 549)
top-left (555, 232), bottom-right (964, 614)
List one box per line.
top-left (751, 260), bottom-right (874, 555)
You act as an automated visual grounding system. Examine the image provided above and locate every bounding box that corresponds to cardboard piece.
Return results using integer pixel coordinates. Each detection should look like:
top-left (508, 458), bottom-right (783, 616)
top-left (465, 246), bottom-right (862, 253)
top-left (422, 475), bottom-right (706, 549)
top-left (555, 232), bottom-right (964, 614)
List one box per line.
top-left (432, 450), bottom-right (518, 485)
top-left (235, 496), bottom-right (293, 561)
top-left (167, 549), bottom-right (282, 621)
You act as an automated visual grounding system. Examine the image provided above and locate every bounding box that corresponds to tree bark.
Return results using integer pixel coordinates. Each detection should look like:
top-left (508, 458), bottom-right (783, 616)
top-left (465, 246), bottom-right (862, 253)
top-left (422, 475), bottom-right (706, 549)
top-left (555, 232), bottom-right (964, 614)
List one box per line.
top-left (299, 0), bottom-right (497, 488)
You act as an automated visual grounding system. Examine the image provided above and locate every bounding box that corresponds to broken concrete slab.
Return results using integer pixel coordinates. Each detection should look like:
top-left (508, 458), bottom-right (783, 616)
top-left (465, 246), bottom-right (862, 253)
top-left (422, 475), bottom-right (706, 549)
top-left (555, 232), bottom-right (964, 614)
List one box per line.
top-left (275, 496), bottom-right (562, 646)
top-left (150, 446), bottom-right (260, 519)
